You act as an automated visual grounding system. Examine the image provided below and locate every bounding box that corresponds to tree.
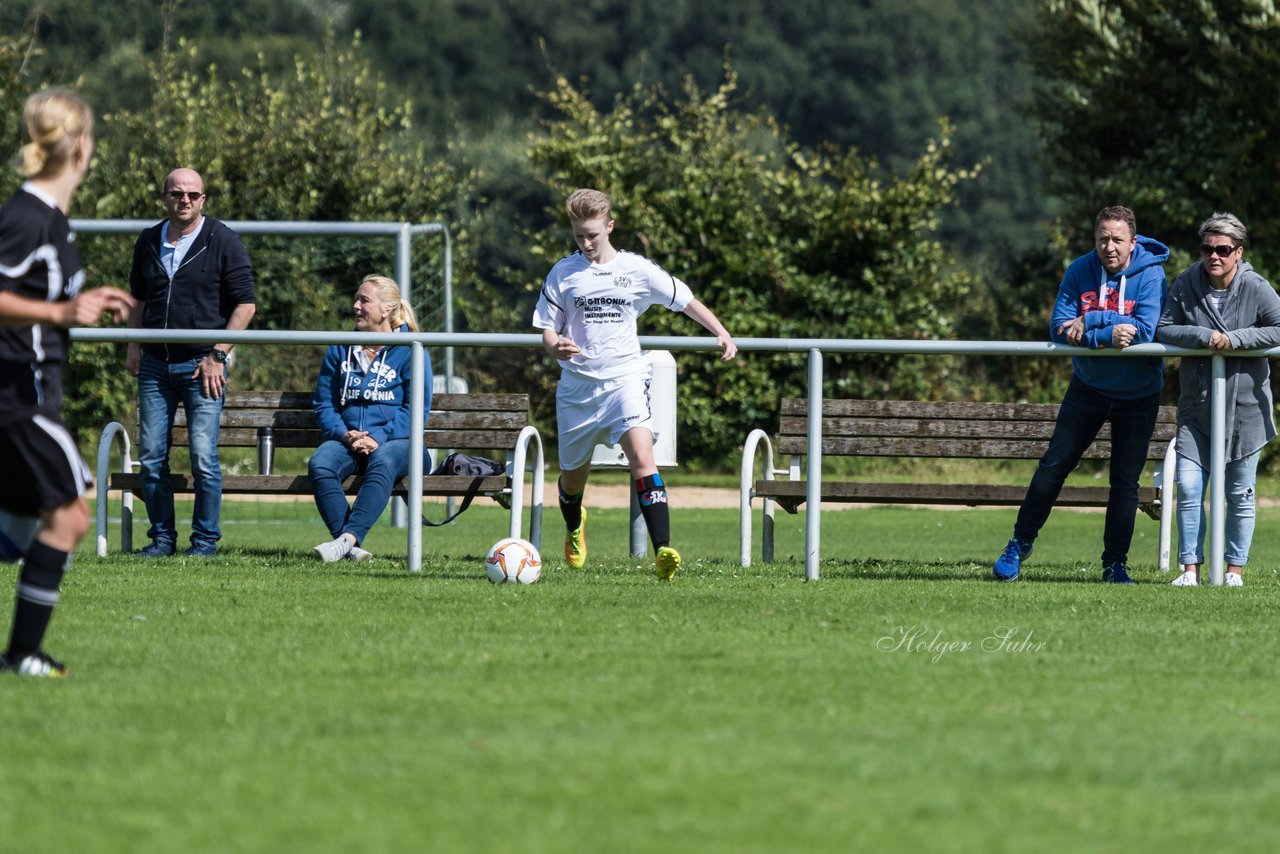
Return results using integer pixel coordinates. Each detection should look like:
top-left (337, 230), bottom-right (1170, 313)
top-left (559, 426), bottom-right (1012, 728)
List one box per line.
top-left (1027, 0), bottom-right (1280, 269)
top-left (0, 0), bottom-right (328, 113)
top-left (522, 72), bottom-right (978, 462)
top-left (0, 26), bottom-right (38, 201)
top-left (345, 0), bottom-right (1045, 255)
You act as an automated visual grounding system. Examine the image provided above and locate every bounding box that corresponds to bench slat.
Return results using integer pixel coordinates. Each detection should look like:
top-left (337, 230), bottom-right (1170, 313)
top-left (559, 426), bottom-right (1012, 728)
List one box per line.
top-left (110, 472), bottom-right (509, 496)
top-left (422, 430), bottom-right (524, 449)
top-left (176, 427), bottom-right (526, 450)
top-left (174, 409), bottom-right (531, 431)
top-left (779, 416), bottom-right (1177, 443)
top-left (218, 391), bottom-right (529, 412)
top-left (776, 436), bottom-right (1167, 460)
top-left (779, 397), bottom-right (1178, 424)
top-left (175, 428), bottom-right (320, 447)
top-left (754, 479), bottom-right (1158, 507)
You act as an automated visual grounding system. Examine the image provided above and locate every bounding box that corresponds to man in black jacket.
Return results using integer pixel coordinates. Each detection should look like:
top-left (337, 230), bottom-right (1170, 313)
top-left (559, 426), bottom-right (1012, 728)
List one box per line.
top-left (126, 168), bottom-right (256, 557)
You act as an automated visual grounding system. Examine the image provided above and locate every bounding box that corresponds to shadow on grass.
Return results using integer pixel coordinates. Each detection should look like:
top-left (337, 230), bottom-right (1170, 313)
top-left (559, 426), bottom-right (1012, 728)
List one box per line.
top-left (816, 558), bottom-right (1124, 585)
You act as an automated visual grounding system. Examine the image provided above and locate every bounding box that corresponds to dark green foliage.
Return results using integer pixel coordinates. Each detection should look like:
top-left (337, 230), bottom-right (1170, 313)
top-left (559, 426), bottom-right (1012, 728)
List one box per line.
top-left (0, 0), bottom-right (327, 113)
top-left (345, 0), bottom-right (1045, 254)
top-left (0, 27), bottom-right (35, 201)
top-left (1027, 0), bottom-right (1280, 272)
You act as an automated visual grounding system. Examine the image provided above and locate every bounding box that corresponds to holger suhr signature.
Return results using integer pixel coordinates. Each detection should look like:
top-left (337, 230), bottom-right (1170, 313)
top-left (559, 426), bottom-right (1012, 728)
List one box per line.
top-left (876, 625), bottom-right (1047, 663)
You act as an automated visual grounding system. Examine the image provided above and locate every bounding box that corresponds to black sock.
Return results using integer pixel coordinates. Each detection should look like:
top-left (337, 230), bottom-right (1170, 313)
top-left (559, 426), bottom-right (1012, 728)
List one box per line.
top-left (636, 473), bottom-right (670, 549)
top-left (6, 539), bottom-right (69, 659)
top-left (558, 478), bottom-right (584, 531)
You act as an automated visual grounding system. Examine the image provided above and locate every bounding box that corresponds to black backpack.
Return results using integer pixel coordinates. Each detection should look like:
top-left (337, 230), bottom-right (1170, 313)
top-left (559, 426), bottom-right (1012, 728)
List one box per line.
top-left (421, 453), bottom-right (505, 527)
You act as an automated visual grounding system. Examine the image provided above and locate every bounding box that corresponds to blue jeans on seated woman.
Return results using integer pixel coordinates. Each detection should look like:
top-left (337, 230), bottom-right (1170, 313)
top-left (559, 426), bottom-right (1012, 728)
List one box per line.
top-left (1175, 450), bottom-right (1259, 567)
top-left (1013, 378), bottom-right (1160, 566)
top-left (308, 438), bottom-right (431, 545)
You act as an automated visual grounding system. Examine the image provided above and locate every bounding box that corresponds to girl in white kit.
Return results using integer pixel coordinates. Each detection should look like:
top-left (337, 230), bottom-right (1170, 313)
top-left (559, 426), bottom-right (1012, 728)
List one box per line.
top-left (532, 189), bottom-right (736, 579)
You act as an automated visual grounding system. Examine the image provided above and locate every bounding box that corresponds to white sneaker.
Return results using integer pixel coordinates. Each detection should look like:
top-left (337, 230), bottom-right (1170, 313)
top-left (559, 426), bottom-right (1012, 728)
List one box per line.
top-left (346, 545), bottom-right (372, 562)
top-left (1226, 572), bottom-right (1244, 587)
top-left (314, 537), bottom-right (353, 563)
top-left (1170, 570), bottom-right (1199, 587)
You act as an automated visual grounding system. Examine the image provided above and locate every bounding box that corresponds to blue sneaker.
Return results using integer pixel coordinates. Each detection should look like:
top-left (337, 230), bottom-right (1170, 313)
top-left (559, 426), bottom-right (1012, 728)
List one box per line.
top-left (136, 541), bottom-right (175, 558)
top-left (1102, 562), bottom-right (1135, 584)
top-left (993, 536), bottom-right (1033, 581)
top-left (184, 543), bottom-right (217, 558)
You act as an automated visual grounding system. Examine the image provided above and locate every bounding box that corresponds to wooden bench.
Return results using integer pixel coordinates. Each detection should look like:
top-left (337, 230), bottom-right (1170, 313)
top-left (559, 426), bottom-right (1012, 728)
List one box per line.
top-left (739, 398), bottom-right (1177, 571)
top-left (94, 391), bottom-right (544, 558)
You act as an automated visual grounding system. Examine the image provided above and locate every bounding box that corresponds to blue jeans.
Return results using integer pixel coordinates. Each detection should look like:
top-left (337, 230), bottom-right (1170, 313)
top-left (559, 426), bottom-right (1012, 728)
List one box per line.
top-left (137, 354), bottom-right (225, 549)
top-left (1014, 378), bottom-right (1160, 566)
top-left (308, 439), bottom-right (430, 544)
top-left (1176, 450), bottom-right (1259, 567)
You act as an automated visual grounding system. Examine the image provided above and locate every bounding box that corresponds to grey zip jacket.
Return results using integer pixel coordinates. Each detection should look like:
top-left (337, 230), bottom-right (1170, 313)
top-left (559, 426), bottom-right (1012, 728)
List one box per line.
top-left (1156, 259), bottom-right (1280, 464)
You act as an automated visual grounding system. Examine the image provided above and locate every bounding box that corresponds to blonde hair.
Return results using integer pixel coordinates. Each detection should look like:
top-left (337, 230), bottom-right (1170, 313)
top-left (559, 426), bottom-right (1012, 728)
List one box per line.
top-left (566, 188), bottom-right (612, 222)
top-left (361, 274), bottom-right (419, 332)
top-left (18, 89), bottom-right (94, 179)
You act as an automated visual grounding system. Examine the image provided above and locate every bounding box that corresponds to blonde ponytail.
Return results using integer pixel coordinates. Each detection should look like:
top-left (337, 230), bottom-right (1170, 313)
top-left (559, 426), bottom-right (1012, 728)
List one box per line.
top-left (17, 89), bottom-right (93, 179)
top-left (391, 298), bottom-right (420, 333)
top-left (18, 141), bottom-right (47, 178)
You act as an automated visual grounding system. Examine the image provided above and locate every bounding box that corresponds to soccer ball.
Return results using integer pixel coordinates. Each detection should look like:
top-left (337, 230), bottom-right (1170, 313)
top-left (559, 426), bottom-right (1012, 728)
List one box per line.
top-left (484, 538), bottom-right (542, 585)
top-left (0, 508), bottom-right (39, 563)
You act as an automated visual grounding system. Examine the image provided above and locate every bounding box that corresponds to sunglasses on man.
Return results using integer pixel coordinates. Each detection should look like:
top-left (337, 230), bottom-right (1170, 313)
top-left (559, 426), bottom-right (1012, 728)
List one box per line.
top-left (165, 190), bottom-right (205, 202)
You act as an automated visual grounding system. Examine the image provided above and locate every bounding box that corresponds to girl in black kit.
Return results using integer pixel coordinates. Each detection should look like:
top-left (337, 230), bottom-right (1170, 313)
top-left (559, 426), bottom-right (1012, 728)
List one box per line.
top-left (0, 90), bottom-right (133, 678)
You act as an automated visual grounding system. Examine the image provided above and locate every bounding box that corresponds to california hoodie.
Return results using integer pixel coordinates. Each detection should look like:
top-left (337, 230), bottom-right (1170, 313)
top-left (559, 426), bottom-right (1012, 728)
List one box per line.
top-left (1049, 234), bottom-right (1169, 399)
top-left (312, 325), bottom-right (432, 446)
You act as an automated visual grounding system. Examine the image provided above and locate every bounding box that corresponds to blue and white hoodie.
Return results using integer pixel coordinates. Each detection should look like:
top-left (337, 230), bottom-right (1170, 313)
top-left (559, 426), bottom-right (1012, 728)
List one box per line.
top-left (1049, 234), bottom-right (1170, 399)
top-left (312, 324), bottom-right (432, 445)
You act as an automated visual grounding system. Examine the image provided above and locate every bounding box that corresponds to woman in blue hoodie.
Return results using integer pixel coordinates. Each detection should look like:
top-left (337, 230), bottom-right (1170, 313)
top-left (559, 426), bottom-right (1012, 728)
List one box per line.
top-left (310, 275), bottom-right (431, 562)
top-left (993, 206), bottom-right (1169, 583)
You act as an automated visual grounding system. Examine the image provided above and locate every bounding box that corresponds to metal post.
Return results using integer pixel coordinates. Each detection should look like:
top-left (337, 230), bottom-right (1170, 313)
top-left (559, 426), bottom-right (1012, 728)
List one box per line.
top-left (630, 488), bottom-right (648, 558)
top-left (805, 348), bottom-right (824, 581)
top-left (393, 223), bottom-right (417, 532)
top-left (443, 226), bottom-right (455, 388)
top-left (408, 342), bottom-right (425, 573)
top-left (396, 223), bottom-right (413, 305)
top-left (390, 497), bottom-right (407, 528)
top-left (1209, 354), bottom-right (1226, 586)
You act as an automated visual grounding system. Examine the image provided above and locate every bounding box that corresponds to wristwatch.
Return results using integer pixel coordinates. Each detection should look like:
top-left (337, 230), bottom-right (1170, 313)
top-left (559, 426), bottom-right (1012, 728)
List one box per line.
top-left (210, 348), bottom-right (229, 364)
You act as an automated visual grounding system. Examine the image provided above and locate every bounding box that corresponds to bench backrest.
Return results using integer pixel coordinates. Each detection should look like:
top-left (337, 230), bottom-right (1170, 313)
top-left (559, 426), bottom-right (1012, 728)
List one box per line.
top-left (776, 398), bottom-right (1177, 461)
top-left (172, 391), bottom-right (531, 452)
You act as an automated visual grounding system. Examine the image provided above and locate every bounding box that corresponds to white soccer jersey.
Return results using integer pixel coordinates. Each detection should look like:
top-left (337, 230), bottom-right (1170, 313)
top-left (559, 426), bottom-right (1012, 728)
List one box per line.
top-left (532, 250), bottom-right (694, 380)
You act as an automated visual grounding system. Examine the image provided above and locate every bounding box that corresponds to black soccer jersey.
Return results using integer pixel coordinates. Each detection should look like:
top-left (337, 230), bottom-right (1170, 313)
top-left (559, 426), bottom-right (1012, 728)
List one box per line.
top-left (0, 186), bottom-right (84, 415)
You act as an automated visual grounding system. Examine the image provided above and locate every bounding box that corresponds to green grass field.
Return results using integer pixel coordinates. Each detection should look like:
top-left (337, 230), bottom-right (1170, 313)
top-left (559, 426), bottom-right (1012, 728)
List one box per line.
top-left (4, 499), bottom-right (1280, 853)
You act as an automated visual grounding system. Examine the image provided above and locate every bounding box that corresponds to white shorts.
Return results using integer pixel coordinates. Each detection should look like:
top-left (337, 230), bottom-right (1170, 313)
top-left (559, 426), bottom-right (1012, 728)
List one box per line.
top-left (556, 369), bottom-right (654, 470)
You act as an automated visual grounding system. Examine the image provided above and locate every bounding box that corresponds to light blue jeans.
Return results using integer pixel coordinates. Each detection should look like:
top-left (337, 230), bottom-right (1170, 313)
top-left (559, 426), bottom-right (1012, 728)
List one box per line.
top-left (137, 354), bottom-right (225, 550)
top-left (1176, 450), bottom-right (1260, 567)
top-left (308, 438), bottom-right (431, 545)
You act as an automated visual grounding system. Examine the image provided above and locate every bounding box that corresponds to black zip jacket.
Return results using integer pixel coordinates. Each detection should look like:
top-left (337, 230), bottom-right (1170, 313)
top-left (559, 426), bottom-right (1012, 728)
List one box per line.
top-left (129, 216), bottom-right (256, 362)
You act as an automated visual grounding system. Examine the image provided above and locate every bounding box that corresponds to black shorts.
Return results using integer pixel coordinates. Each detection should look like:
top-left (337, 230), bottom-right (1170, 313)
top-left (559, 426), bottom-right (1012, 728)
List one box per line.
top-left (0, 410), bottom-right (93, 515)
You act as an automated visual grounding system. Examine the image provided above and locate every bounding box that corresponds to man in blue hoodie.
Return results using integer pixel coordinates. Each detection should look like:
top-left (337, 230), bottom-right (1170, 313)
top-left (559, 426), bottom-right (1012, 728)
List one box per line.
top-left (993, 205), bottom-right (1169, 583)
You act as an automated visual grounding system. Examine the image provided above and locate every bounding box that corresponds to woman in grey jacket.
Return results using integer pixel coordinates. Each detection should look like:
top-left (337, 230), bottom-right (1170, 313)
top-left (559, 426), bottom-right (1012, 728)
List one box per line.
top-left (1156, 213), bottom-right (1280, 586)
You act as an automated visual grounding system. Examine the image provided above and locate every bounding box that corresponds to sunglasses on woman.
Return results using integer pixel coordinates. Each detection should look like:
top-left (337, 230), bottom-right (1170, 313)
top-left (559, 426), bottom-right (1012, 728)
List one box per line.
top-left (1200, 243), bottom-right (1237, 258)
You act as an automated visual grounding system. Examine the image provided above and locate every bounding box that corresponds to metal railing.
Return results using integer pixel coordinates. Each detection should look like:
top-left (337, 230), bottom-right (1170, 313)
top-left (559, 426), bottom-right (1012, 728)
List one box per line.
top-left (70, 218), bottom-right (459, 386)
top-left (72, 328), bottom-right (1247, 582)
